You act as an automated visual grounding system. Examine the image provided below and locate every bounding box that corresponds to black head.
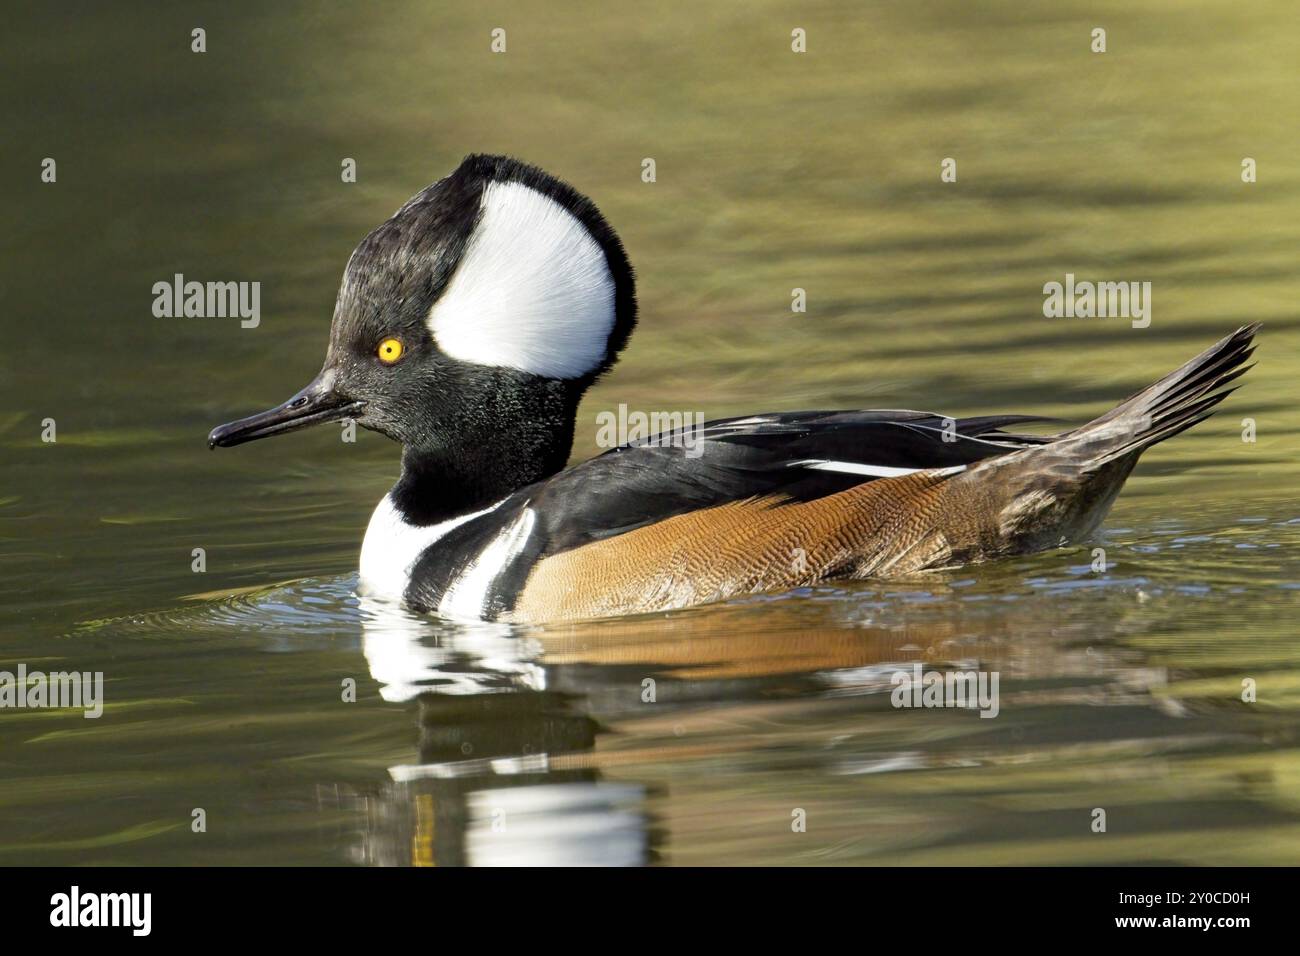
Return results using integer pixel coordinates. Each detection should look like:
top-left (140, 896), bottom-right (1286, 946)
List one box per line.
top-left (209, 155), bottom-right (637, 497)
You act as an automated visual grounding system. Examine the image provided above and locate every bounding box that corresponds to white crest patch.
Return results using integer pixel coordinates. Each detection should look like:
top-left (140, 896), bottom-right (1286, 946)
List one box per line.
top-left (427, 180), bottom-right (616, 378)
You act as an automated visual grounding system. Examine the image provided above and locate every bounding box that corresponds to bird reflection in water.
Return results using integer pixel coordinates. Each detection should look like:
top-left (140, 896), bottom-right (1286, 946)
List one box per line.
top-left (344, 580), bottom-right (1167, 866)
top-left (354, 599), bottom-right (655, 866)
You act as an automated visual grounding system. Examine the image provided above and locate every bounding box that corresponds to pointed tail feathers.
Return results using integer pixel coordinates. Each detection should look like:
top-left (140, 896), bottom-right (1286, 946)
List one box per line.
top-left (1063, 324), bottom-right (1259, 468)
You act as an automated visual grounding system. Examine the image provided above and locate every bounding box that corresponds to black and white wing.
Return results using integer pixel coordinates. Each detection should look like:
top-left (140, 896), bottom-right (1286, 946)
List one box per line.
top-left (404, 409), bottom-right (1052, 616)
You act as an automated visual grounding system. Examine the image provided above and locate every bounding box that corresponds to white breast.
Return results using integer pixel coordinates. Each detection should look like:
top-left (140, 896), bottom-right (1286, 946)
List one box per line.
top-left (358, 494), bottom-right (503, 600)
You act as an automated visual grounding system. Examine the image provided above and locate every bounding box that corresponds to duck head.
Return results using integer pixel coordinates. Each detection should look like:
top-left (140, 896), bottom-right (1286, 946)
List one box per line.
top-left (208, 154), bottom-right (637, 513)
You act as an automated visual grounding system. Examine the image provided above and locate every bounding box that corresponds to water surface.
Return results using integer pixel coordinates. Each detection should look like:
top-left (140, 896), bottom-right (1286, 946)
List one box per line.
top-left (2, 1), bottom-right (1298, 865)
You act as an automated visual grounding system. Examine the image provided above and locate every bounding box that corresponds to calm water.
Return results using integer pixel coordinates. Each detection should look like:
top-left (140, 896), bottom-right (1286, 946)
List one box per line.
top-left (2, 3), bottom-right (1299, 865)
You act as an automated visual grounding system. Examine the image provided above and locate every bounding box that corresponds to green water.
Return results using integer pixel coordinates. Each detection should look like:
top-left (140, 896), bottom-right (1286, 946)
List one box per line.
top-left (2, 2), bottom-right (1298, 865)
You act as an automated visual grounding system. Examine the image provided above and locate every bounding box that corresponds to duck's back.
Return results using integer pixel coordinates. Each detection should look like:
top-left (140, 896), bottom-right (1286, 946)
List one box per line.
top-left (394, 409), bottom-right (1049, 621)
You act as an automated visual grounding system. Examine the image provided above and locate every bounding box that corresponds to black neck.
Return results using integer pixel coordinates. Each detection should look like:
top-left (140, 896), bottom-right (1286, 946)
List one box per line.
top-left (387, 376), bottom-right (583, 526)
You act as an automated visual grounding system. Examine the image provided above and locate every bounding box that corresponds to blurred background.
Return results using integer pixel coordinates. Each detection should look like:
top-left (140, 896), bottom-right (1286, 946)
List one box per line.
top-left (1, 0), bottom-right (1298, 865)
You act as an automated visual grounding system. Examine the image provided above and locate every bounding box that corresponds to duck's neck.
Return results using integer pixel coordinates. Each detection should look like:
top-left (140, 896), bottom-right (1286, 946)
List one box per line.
top-left (388, 405), bottom-right (580, 527)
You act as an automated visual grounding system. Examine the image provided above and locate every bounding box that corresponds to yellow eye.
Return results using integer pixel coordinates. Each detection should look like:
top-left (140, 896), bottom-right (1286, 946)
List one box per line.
top-left (377, 338), bottom-right (404, 364)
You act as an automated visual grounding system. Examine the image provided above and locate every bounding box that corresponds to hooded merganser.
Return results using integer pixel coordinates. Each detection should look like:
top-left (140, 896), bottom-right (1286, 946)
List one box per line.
top-left (209, 154), bottom-right (1258, 624)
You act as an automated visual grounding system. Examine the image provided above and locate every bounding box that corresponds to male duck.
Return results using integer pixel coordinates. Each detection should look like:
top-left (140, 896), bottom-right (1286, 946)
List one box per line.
top-left (210, 155), bottom-right (1258, 623)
